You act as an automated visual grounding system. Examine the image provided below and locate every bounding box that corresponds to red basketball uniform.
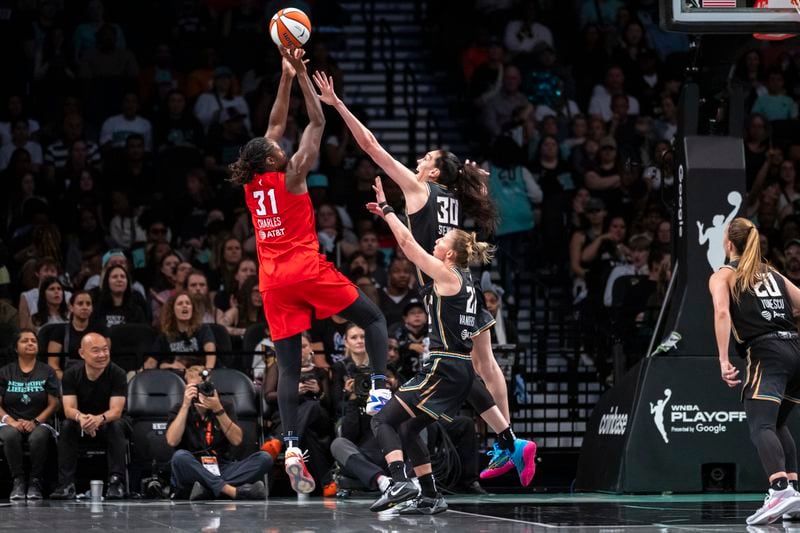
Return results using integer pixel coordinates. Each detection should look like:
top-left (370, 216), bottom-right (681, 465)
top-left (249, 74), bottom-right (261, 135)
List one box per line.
top-left (244, 171), bottom-right (358, 340)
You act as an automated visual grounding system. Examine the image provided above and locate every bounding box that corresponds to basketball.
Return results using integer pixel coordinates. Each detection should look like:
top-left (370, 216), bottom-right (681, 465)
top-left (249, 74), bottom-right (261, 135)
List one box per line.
top-left (269, 8), bottom-right (312, 48)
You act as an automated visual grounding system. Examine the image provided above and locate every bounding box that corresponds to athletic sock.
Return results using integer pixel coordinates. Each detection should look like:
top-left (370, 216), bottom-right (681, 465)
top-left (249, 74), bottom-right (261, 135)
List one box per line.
top-left (283, 432), bottom-right (299, 450)
top-left (418, 473), bottom-right (437, 498)
top-left (388, 461), bottom-right (408, 483)
top-left (371, 375), bottom-right (386, 389)
top-left (497, 426), bottom-right (517, 453)
top-left (770, 477), bottom-right (789, 491)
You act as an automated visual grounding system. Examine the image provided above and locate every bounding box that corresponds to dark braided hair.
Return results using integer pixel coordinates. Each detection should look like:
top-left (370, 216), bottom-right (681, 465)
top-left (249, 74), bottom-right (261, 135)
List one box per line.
top-left (433, 150), bottom-right (498, 235)
top-left (228, 137), bottom-right (282, 185)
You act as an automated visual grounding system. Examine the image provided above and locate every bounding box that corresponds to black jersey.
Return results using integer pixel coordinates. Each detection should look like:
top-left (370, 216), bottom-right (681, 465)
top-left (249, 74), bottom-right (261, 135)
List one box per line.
top-left (407, 182), bottom-right (461, 285)
top-left (724, 261), bottom-right (797, 345)
top-left (428, 268), bottom-right (477, 359)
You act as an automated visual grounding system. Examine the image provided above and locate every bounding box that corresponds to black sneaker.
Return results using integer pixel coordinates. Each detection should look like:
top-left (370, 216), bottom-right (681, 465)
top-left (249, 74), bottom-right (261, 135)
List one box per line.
top-left (26, 478), bottom-right (43, 500)
top-left (49, 483), bottom-right (76, 500)
top-left (106, 475), bottom-right (125, 500)
top-left (235, 481), bottom-right (267, 500)
top-left (399, 493), bottom-right (449, 515)
top-left (369, 480), bottom-right (420, 512)
top-left (463, 480), bottom-right (488, 495)
top-left (189, 482), bottom-right (214, 501)
top-left (9, 477), bottom-right (26, 500)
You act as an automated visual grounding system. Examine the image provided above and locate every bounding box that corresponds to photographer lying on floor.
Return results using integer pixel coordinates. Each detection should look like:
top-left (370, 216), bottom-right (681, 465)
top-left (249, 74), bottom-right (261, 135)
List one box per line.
top-left (166, 366), bottom-right (272, 500)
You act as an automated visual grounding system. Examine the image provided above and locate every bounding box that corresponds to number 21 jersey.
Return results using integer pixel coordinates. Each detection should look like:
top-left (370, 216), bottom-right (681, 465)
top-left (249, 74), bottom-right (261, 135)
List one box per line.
top-left (245, 172), bottom-right (321, 290)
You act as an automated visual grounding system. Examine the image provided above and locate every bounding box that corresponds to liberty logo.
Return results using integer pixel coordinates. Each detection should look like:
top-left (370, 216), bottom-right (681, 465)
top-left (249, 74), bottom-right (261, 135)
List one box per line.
top-left (650, 388), bottom-right (672, 444)
top-left (696, 191), bottom-right (742, 272)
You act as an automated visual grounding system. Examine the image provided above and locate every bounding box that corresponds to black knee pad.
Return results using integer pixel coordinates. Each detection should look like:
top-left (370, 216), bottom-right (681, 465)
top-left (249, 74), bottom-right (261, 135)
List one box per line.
top-left (467, 378), bottom-right (495, 414)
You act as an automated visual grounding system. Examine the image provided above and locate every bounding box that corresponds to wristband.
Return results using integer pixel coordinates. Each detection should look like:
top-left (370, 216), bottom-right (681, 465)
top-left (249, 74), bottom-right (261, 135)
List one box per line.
top-left (378, 201), bottom-right (388, 208)
top-left (101, 414), bottom-right (107, 424)
top-left (213, 409), bottom-right (225, 417)
top-left (33, 418), bottom-right (40, 426)
top-left (381, 205), bottom-right (395, 216)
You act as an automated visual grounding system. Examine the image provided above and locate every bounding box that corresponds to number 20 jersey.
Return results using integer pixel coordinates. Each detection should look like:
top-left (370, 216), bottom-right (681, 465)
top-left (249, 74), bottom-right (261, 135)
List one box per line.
top-left (245, 171), bottom-right (321, 291)
top-left (407, 182), bottom-right (460, 285)
top-left (723, 262), bottom-right (797, 344)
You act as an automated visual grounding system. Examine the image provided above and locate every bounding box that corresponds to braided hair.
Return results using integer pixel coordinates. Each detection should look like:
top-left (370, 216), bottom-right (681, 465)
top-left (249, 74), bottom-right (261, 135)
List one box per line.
top-left (228, 137), bottom-right (284, 185)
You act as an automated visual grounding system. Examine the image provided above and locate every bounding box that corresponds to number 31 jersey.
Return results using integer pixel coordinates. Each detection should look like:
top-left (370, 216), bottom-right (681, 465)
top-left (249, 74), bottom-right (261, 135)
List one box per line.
top-left (407, 182), bottom-right (460, 285)
top-left (245, 171), bottom-right (321, 290)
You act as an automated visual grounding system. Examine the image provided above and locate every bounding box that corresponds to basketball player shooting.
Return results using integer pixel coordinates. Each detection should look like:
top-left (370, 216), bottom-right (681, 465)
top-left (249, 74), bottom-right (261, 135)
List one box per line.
top-left (228, 46), bottom-right (392, 494)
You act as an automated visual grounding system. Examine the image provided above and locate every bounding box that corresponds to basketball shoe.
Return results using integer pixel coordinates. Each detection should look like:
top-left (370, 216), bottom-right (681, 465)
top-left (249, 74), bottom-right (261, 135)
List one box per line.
top-left (747, 487), bottom-right (800, 525)
top-left (510, 439), bottom-right (538, 487)
top-left (366, 387), bottom-right (392, 415)
top-left (285, 446), bottom-right (315, 494)
top-left (480, 442), bottom-right (515, 480)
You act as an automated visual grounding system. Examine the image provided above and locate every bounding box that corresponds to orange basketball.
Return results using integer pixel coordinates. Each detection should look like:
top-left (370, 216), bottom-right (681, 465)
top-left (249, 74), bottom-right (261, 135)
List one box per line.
top-left (269, 8), bottom-right (312, 48)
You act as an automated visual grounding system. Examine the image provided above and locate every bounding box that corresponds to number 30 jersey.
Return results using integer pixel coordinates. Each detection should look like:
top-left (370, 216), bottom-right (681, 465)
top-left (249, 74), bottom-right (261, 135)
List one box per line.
top-left (407, 182), bottom-right (460, 285)
top-left (428, 267), bottom-right (477, 358)
top-left (245, 172), bottom-right (321, 290)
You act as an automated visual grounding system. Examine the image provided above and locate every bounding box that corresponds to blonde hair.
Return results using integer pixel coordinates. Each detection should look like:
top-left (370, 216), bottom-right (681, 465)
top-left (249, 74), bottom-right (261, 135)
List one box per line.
top-left (728, 217), bottom-right (768, 301)
top-left (450, 230), bottom-right (495, 267)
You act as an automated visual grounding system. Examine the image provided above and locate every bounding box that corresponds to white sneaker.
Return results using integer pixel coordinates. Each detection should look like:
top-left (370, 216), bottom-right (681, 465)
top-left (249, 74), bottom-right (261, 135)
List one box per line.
top-left (783, 490), bottom-right (800, 520)
top-left (748, 487), bottom-right (800, 525)
top-left (366, 388), bottom-right (392, 416)
top-left (284, 446), bottom-right (315, 494)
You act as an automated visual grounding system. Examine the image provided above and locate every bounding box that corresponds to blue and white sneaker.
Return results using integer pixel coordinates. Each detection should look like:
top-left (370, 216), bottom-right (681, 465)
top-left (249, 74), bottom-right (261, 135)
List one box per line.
top-left (366, 387), bottom-right (392, 416)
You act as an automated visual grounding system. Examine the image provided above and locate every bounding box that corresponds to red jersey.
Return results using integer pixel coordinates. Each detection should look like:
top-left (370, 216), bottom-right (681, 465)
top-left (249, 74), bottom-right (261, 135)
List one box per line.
top-left (244, 171), bottom-right (321, 290)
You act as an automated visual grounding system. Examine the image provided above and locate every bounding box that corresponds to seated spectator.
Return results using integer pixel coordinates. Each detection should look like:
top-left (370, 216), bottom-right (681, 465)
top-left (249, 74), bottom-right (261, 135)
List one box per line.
top-left (17, 257), bottom-right (65, 327)
top-left (220, 275), bottom-right (262, 338)
top-left (784, 239), bottom-right (800, 286)
top-left (194, 67), bottom-right (251, 134)
top-left (149, 251), bottom-right (184, 326)
top-left (0, 95), bottom-right (41, 146)
top-left (78, 23), bottom-right (138, 82)
top-left (654, 94), bottom-right (678, 142)
top-left (310, 314), bottom-right (350, 367)
top-left (378, 258), bottom-right (419, 329)
top-left (0, 119), bottom-right (44, 171)
top-left (45, 290), bottom-right (110, 380)
top-left (585, 137), bottom-right (624, 213)
top-left (166, 365), bottom-right (271, 501)
top-left (778, 161), bottom-right (800, 220)
top-left (205, 106), bottom-right (252, 169)
top-left (94, 264), bottom-right (149, 329)
top-left (99, 93), bottom-right (153, 151)
top-left (752, 70), bottom-right (799, 122)
top-left (50, 333), bottom-right (129, 500)
top-left (392, 301), bottom-right (429, 379)
top-left (73, 0), bottom-right (126, 62)
top-left (139, 44), bottom-right (185, 110)
top-left (154, 90), bottom-right (205, 153)
top-left (213, 257), bottom-right (257, 313)
top-left (23, 276), bottom-right (69, 332)
top-left (146, 291), bottom-right (217, 370)
top-left (332, 324), bottom-right (373, 416)
top-left (588, 65), bottom-right (640, 122)
top-left (262, 333), bottom-right (332, 489)
top-left (358, 231), bottom-right (388, 289)
top-left (480, 272), bottom-right (518, 346)
top-left (480, 65), bottom-right (529, 140)
top-left (603, 234), bottom-right (651, 307)
top-left (0, 329), bottom-right (59, 500)
top-left (209, 236), bottom-right (244, 294)
top-left (317, 202), bottom-right (359, 266)
top-left (184, 269), bottom-right (220, 324)
top-left (85, 249), bottom-right (147, 297)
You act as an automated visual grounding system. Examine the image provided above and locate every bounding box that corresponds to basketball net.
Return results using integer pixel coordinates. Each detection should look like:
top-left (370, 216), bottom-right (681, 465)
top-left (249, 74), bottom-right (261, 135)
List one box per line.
top-left (753, 0), bottom-right (800, 41)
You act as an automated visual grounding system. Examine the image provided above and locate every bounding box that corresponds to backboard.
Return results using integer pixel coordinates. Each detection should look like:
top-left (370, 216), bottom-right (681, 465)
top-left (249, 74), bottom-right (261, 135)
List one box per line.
top-left (661, 0), bottom-right (800, 34)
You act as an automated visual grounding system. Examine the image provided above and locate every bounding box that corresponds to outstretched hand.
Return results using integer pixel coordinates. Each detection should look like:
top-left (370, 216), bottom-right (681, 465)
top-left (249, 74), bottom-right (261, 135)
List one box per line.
top-left (312, 71), bottom-right (339, 105)
top-left (278, 45), bottom-right (308, 74)
top-left (366, 177), bottom-right (389, 219)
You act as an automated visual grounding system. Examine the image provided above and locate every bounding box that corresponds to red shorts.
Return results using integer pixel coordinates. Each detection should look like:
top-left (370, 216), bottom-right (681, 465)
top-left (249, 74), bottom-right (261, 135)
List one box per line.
top-left (261, 259), bottom-right (359, 340)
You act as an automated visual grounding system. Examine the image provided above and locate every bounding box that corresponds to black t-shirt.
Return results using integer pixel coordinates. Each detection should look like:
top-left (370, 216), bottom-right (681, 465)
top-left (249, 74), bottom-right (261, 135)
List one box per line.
top-left (0, 361), bottom-right (59, 421)
top-left (42, 320), bottom-right (110, 361)
top-left (167, 398), bottom-right (238, 462)
top-left (378, 289), bottom-right (421, 332)
top-left (93, 293), bottom-right (148, 329)
top-left (151, 324), bottom-right (215, 365)
top-left (62, 362), bottom-right (127, 415)
top-left (310, 318), bottom-right (349, 365)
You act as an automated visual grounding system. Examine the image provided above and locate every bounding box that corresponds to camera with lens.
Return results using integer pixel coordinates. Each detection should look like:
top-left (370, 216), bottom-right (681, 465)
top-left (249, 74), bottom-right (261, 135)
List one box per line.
top-left (196, 369), bottom-right (216, 398)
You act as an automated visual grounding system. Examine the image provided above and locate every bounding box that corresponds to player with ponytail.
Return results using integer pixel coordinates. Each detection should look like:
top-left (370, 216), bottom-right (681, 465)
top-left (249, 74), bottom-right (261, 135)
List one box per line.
top-left (314, 68), bottom-right (536, 489)
top-left (709, 217), bottom-right (800, 524)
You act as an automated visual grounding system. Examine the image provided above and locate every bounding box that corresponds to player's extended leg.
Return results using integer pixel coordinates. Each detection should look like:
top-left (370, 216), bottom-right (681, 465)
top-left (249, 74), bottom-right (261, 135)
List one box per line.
top-left (471, 329), bottom-right (510, 420)
top-left (274, 334), bottom-right (315, 494)
top-left (369, 398), bottom-right (423, 511)
top-left (398, 418), bottom-right (448, 515)
top-left (469, 378), bottom-right (537, 486)
top-left (338, 289), bottom-right (392, 414)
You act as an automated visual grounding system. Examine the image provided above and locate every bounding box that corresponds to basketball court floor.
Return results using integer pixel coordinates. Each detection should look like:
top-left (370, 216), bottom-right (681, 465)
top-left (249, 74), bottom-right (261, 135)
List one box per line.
top-left (0, 493), bottom-right (784, 532)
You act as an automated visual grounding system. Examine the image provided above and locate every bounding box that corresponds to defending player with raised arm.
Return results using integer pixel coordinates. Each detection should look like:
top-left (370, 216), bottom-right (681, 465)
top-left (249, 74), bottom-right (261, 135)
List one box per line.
top-left (314, 72), bottom-right (537, 486)
top-left (708, 217), bottom-right (800, 525)
top-left (365, 177), bottom-right (500, 514)
top-left (227, 47), bottom-right (392, 495)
